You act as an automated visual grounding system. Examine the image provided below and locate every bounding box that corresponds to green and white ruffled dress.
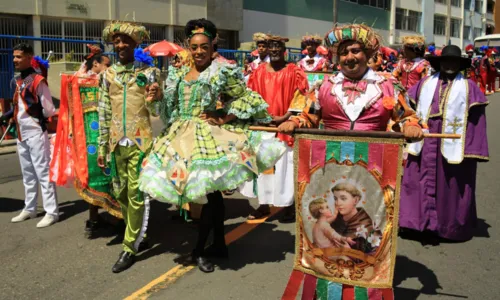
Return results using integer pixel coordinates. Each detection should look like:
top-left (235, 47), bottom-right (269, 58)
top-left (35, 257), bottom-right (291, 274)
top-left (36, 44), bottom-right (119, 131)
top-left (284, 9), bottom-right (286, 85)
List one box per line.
top-left (138, 59), bottom-right (285, 205)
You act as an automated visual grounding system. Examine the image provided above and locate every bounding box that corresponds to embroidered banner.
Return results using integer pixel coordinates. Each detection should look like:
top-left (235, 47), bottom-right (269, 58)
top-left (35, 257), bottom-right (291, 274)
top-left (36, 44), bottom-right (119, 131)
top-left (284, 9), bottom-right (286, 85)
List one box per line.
top-left (293, 133), bottom-right (404, 289)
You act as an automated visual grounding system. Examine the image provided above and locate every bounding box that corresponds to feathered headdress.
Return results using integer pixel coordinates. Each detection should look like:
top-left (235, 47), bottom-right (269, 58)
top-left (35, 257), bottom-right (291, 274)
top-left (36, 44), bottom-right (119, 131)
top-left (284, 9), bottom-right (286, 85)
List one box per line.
top-left (465, 44), bottom-right (474, 53)
top-left (480, 45), bottom-right (489, 53)
top-left (103, 21), bottom-right (150, 44)
top-left (324, 24), bottom-right (381, 55)
top-left (134, 48), bottom-right (154, 66)
top-left (31, 56), bottom-right (49, 79)
top-left (302, 34), bottom-right (322, 44)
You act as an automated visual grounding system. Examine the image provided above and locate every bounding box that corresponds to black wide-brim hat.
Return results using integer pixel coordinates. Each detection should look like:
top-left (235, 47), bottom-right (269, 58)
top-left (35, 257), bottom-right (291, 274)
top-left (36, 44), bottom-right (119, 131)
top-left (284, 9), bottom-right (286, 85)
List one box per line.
top-left (427, 45), bottom-right (471, 71)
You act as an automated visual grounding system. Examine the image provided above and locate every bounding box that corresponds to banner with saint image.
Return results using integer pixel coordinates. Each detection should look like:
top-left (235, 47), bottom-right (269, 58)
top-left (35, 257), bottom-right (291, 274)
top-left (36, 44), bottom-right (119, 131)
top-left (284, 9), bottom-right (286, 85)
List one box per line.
top-left (293, 132), bottom-right (404, 289)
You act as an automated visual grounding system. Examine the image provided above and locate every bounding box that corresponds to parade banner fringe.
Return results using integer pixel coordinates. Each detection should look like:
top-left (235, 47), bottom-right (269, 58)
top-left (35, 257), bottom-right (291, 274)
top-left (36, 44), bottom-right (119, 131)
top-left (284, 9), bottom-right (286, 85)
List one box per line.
top-left (283, 133), bottom-right (404, 299)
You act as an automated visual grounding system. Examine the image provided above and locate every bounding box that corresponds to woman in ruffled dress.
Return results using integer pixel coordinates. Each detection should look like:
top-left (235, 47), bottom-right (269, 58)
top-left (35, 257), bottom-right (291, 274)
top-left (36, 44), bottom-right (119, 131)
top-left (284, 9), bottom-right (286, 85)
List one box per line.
top-left (139, 19), bottom-right (285, 273)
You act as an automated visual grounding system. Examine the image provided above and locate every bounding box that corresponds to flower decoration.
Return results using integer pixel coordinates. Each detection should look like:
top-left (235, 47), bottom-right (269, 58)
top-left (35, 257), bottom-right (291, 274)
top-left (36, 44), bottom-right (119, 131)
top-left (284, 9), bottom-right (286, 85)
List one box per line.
top-left (355, 225), bottom-right (368, 239)
top-left (136, 73), bottom-right (148, 87)
top-left (382, 96), bottom-right (395, 111)
top-left (367, 232), bottom-right (381, 247)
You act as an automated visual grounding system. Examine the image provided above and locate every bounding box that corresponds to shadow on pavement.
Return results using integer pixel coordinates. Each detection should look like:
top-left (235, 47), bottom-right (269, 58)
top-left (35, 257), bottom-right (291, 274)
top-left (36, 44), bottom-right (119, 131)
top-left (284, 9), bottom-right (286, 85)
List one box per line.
top-left (394, 255), bottom-right (468, 299)
top-left (399, 218), bottom-right (491, 246)
top-left (216, 222), bottom-right (295, 271)
top-left (58, 199), bottom-right (89, 222)
top-left (135, 199), bottom-right (293, 269)
top-left (0, 197), bottom-right (25, 212)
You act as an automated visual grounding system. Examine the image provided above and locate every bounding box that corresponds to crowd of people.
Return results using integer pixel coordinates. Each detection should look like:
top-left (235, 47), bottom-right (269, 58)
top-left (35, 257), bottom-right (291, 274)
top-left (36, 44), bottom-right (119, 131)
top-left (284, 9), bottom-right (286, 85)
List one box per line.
top-left (0, 17), bottom-right (490, 297)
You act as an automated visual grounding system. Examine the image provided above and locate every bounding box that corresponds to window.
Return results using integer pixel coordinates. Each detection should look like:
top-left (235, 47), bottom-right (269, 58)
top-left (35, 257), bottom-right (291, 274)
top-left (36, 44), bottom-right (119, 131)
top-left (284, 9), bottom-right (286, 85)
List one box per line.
top-left (40, 18), bottom-right (105, 62)
top-left (450, 18), bottom-right (461, 38)
top-left (474, 27), bottom-right (482, 38)
top-left (434, 15), bottom-right (446, 35)
top-left (464, 25), bottom-right (471, 40)
top-left (435, 0), bottom-right (446, 4)
top-left (396, 8), bottom-right (422, 32)
top-left (343, 0), bottom-right (389, 9)
top-left (451, 0), bottom-right (461, 7)
top-left (475, 0), bottom-right (482, 13)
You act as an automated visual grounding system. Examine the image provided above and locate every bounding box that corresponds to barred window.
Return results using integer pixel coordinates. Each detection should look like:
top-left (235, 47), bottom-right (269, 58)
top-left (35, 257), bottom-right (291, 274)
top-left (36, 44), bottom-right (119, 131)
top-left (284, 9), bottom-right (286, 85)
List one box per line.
top-left (450, 18), bottom-right (461, 38)
top-left (395, 8), bottom-right (421, 32)
top-left (434, 15), bottom-right (446, 36)
top-left (451, 0), bottom-right (461, 7)
top-left (474, 27), bottom-right (482, 38)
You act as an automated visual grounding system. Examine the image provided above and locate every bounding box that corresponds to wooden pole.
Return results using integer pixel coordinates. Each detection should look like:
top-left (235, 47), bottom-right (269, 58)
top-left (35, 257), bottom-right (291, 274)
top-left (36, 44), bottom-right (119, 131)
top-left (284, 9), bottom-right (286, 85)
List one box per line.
top-left (248, 126), bottom-right (461, 139)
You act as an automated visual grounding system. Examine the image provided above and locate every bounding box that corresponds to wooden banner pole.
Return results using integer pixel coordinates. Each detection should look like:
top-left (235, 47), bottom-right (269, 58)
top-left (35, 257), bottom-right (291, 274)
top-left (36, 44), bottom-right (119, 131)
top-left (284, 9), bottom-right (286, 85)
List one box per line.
top-left (248, 126), bottom-right (461, 139)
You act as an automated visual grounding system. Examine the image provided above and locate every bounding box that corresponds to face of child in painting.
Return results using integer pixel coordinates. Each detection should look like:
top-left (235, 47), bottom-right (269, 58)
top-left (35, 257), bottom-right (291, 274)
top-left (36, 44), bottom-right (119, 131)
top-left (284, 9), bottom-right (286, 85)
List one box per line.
top-left (334, 190), bottom-right (360, 217)
top-left (318, 203), bottom-right (334, 218)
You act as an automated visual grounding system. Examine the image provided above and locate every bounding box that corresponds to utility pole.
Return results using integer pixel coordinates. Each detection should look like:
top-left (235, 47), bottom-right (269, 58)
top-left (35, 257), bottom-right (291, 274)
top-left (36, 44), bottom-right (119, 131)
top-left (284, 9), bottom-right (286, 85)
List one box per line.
top-left (445, 0), bottom-right (452, 44)
top-left (333, 0), bottom-right (338, 25)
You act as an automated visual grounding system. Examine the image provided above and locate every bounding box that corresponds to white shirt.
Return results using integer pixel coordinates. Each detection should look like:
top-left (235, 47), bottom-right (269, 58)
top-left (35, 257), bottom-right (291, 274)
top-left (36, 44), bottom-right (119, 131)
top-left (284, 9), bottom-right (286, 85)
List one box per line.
top-left (16, 80), bottom-right (56, 141)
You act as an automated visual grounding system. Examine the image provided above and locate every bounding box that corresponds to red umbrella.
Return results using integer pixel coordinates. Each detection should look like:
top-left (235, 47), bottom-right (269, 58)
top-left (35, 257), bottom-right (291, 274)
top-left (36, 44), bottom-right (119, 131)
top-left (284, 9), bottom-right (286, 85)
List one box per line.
top-left (380, 46), bottom-right (397, 58)
top-left (144, 40), bottom-right (183, 57)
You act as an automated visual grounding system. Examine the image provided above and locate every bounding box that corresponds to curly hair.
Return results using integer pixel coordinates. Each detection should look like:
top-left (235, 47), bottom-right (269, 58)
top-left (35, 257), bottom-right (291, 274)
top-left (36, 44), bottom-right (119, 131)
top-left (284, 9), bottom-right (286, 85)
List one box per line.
top-left (309, 198), bottom-right (327, 219)
top-left (184, 18), bottom-right (217, 41)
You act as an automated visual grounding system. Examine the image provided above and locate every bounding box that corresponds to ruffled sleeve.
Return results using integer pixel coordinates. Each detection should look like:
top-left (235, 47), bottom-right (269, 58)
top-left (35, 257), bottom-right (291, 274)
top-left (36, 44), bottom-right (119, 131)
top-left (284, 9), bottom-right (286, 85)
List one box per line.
top-left (217, 65), bottom-right (272, 123)
top-left (158, 66), bottom-right (186, 129)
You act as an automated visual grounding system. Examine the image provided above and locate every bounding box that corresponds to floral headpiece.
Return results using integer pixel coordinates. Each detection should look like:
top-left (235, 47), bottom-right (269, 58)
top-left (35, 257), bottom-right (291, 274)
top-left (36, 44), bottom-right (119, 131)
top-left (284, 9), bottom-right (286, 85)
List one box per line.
top-left (324, 24), bottom-right (380, 55)
top-left (253, 32), bottom-right (268, 43)
top-left (189, 26), bottom-right (213, 39)
top-left (402, 35), bottom-right (425, 50)
top-left (103, 21), bottom-right (150, 44)
top-left (302, 34), bottom-right (322, 44)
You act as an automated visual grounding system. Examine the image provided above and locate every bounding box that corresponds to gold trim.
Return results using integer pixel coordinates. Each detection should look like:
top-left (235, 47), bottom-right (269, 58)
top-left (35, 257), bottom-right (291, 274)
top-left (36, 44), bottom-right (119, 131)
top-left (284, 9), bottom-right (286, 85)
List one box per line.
top-left (464, 154), bottom-right (490, 161)
top-left (74, 179), bottom-right (123, 219)
top-left (293, 134), bottom-right (404, 288)
top-left (469, 101), bottom-right (489, 108)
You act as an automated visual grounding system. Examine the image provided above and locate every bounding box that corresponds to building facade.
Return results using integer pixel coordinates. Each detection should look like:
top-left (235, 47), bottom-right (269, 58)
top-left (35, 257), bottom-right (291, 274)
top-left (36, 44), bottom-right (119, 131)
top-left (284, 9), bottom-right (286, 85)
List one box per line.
top-left (0, 0), bottom-right (244, 60)
top-left (240, 0), bottom-right (496, 49)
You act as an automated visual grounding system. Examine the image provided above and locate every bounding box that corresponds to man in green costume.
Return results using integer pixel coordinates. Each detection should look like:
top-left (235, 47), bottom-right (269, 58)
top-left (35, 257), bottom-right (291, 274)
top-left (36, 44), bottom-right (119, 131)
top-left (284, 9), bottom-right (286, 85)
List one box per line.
top-left (98, 21), bottom-right (162, 273)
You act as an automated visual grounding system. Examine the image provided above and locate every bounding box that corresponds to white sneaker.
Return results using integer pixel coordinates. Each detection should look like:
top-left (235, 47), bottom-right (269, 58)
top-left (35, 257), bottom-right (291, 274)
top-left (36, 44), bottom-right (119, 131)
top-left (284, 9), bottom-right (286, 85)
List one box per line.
top-left (11, 211), bottom-right (37, 223)
top-left (36, 214), bottom-right (59, 228)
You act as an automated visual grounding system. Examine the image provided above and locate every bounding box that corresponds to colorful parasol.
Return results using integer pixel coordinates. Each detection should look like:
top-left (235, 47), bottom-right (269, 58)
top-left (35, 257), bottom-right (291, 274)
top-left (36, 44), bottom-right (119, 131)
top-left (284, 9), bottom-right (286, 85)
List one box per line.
top-left (143, 40), bottom-right (183, 57)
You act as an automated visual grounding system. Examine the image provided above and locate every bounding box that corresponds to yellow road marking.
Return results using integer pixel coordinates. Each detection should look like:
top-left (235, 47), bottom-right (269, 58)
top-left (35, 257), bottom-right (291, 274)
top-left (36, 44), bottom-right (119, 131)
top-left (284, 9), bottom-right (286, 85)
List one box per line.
top-left (124, 207), bottom-right (283, 300)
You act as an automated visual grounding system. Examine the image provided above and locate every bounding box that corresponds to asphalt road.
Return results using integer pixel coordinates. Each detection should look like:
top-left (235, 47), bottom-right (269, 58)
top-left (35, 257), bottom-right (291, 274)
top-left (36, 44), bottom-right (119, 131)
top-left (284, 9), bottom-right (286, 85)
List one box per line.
top-left (0, 99), bottom-right (499, 300)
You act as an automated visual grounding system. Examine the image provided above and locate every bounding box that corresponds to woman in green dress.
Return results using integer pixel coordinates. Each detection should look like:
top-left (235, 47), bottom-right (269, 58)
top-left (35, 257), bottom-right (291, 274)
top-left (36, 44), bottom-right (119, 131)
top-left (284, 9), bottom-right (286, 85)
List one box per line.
top-left (139, 19), bottom-right (285, 272)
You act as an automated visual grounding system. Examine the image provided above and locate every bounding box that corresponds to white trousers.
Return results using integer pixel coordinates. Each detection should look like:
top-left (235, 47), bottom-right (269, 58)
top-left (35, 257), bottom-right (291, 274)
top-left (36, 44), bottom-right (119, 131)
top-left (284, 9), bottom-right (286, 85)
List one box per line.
top-left (17, 131), bottom-right (58, 216)
top-left (240, 145), bottom-right (294, 207)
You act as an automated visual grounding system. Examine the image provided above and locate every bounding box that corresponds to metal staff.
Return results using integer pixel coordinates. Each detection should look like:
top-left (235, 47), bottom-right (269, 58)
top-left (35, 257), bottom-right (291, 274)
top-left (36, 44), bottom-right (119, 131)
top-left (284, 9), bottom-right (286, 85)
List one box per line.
top-left (0, 123), bottom-right (12, 146)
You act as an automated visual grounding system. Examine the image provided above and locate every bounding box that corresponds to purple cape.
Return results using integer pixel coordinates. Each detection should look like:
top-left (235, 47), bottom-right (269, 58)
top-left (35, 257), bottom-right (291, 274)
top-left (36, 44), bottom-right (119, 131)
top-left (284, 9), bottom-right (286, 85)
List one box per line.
top-left (400, 76), bottom-right (489, 241)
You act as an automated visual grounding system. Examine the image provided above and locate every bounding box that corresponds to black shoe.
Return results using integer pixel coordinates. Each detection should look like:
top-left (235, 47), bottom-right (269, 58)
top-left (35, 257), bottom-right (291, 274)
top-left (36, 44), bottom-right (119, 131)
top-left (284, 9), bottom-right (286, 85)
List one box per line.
top-left (280, 206), bottom-right (296, 224)
top-left (138, 238), bottom-right (151, 253)
top-left (193, 255), bottom-right (214, 273)
top-left (84, 220), bottom-right (101, 239)
top-left (112, 251), bottom-right (136, 273)
top-left (204, 244), bottom-right (229, 259)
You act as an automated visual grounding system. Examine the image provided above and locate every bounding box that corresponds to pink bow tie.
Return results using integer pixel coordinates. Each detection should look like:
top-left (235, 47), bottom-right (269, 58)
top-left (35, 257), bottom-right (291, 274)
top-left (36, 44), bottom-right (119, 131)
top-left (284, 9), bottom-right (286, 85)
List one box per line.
top-left (342, 80), bottom-right (368, 104)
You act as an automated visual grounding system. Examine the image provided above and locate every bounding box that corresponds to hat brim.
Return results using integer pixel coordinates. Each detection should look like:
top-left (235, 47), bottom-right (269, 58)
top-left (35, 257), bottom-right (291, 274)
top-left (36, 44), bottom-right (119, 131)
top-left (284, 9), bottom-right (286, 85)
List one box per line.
top-left (427, 55), bottom-right (471, 72)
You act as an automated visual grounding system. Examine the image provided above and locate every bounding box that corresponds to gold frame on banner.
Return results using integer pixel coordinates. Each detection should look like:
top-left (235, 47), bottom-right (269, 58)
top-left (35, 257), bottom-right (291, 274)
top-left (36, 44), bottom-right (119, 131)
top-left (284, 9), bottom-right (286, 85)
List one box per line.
top-left (292, 133), bottom-right (404, 289)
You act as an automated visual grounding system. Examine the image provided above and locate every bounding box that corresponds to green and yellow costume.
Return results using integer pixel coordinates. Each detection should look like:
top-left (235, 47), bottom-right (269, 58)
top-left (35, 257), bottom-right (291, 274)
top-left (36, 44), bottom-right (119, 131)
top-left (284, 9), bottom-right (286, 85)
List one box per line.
top-left (98, 22), bottom-right (159, 254)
